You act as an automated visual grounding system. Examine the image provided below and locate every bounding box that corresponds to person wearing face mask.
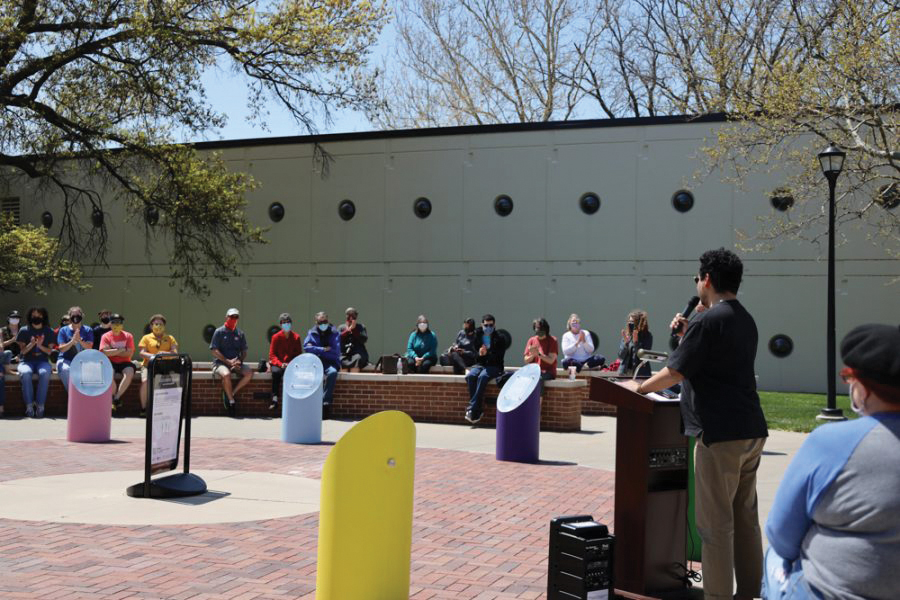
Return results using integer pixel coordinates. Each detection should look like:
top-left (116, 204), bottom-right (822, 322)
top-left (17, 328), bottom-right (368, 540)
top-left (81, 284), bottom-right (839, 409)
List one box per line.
top-left (304, 311), bottom-right (341, 411)
top-left (1, 310), bottom-right (23, 417)
top-left (92, 308), bottom-right (113, 349)
top-left (99, 313), bottom-right (136, 412)
top-left (268, 312), bottom-right (303, 411)
top-left (762, 324), bottom-right (900, 600)
top-left (464, 314), bottom-right (509, 424)
top-left (138, 314), bottom-right (179, 417)
top-left (405, 315), bottom-right (438, 374)
top-left (338, 307), bottom-right (369, 373)
top-left (15, 306), bottom-right (55, 418)
top-left (440, 318), bottom-right (478, 375)
top-left (210, 308), bottom-right (253, 417)
top-left (617, 309), bottom-right (653, 377)
top-left (560, 313), bottom-right (605, 374)
top-left (56, 306), bottom-right (95, 396)
top-left (524, 317), bottom-right (558, 381)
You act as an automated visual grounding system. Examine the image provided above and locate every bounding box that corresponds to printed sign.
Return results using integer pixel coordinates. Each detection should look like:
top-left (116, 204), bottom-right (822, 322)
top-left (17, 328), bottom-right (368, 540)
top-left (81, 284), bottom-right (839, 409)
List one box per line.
top-left (81, 360), bottom-right (103, 385)
top-left (150, 374), bottom-right (182, 473)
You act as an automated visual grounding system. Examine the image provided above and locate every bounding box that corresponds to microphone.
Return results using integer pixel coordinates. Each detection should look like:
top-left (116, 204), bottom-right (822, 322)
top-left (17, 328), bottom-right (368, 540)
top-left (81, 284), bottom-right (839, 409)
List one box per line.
top-left (671, 296), bottom-right (700, 336)
top-left (636, 349), bottom-right (669, 362)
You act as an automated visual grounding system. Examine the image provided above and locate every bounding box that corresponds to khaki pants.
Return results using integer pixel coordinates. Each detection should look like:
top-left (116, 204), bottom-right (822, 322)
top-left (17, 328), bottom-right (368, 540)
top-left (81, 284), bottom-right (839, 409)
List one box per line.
top-left (695, 436), bottom-right (766, 600)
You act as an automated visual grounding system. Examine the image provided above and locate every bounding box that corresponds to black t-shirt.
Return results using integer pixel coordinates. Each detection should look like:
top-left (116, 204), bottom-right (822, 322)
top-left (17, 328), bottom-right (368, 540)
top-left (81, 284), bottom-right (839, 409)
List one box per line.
top-left (667, 299), bottom-right (768, 445)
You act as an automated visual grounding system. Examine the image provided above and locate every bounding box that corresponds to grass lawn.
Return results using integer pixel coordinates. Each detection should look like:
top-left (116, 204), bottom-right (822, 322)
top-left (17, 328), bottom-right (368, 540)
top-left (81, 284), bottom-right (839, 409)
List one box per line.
top-left (759, 391), bottom-right (857, 433)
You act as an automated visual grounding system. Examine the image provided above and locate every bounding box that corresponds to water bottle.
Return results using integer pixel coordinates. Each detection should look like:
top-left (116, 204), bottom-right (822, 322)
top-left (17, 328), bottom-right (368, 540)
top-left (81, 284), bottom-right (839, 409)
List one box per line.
top-left (396, 357), bottom-right (404, 374)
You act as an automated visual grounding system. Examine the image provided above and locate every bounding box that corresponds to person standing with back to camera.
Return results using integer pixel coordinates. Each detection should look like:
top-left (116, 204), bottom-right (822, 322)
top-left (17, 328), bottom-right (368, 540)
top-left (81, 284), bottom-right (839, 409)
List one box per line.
top-left (621, 248), bottom-right (768, 600)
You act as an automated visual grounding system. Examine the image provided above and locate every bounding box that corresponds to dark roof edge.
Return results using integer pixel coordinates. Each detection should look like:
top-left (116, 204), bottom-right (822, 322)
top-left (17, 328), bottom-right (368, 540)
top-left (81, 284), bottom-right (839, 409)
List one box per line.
top-left (191, 113), bottom-right (729, 150)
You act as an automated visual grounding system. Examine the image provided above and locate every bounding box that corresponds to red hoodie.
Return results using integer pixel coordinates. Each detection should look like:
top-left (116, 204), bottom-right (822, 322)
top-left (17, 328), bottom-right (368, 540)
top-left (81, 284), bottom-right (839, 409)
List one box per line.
top-left (269, 329), bottom-right (303, 368)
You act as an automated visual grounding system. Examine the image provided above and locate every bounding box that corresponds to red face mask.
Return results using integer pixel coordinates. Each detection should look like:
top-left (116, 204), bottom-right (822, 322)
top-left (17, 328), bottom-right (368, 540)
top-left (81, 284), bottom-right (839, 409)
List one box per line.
top-left (224, 317), bottom-right (238, 330)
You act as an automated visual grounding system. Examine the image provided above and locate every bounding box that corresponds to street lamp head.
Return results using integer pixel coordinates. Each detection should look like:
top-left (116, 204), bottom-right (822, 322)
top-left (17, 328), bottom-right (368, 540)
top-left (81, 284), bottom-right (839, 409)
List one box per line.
top-left (818, 142), bottom-right (846, 177)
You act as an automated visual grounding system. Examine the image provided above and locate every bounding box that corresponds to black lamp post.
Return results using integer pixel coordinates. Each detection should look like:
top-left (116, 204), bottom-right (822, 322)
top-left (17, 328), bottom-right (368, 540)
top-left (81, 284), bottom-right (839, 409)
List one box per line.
top-left (816, 142), bottom-right (847, 421)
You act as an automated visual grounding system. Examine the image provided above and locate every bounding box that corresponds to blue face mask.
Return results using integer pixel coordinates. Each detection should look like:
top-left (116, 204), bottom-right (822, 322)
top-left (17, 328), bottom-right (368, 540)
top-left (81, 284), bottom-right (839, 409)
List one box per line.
top-left (318, 323), bottom-right (329, 332)
top-left (281, 323), bottom-right (292, 333)
top-left (483, 325), bottom-right (494, 335)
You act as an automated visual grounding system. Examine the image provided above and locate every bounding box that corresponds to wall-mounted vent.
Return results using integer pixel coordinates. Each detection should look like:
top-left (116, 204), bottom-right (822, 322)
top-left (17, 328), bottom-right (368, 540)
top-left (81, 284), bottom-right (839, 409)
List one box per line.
top-left (1, 197), bottom-right (20, 225)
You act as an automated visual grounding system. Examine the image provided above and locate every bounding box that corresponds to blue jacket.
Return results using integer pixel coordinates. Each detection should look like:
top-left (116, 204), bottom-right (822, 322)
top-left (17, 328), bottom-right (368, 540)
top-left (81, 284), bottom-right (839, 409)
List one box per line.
top-left (303, 326), bottom-right (341, 370)
top-left (406, 330), bottom-right (438, 360)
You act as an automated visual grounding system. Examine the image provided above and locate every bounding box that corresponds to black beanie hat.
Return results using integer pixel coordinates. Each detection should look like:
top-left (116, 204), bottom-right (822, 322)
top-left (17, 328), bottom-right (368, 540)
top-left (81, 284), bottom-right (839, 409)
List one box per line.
top-left (840, 324), bottom-right (900, 386)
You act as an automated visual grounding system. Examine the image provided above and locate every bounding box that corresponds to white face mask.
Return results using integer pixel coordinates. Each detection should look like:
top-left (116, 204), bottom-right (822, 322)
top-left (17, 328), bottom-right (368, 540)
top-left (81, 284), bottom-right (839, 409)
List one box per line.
top-left (418, 323), bottom-right (428, 332)
top-left (849, 382), bottom-right (867, 416)
top-left (8, 318), bottom-right (19, 325)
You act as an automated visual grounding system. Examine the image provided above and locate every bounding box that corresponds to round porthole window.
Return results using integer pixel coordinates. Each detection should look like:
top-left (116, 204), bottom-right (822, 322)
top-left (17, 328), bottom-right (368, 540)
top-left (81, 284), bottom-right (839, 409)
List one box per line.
top-left (769, 334), bottom-right (794, 358)
top-left (672, 190), bottom-right (694, 213)
top-left (145, 205), bottom-right (160, 226)
top-left (875, 183), bottom-right (899, 210)
top-left (770, 188), bottom-right (794, 212)
top-left (338, 199), bottom-right (356, 221)
top-left (266, 325), bottom-right (280, 342)
top-left (268, 202), bottom-right (285, 222)
top-left (91, 208), bottom-right (104, 227)
top-left (203, 324), bottom-right (216, 344)
top-left (579, 192), bottom-right (601, 215)
top-left (494, 195), bottom-right (513, 217)
top-left (413, 197), bottom-right (432, 219)
top-left (40, 210), bottom-right (53, 229)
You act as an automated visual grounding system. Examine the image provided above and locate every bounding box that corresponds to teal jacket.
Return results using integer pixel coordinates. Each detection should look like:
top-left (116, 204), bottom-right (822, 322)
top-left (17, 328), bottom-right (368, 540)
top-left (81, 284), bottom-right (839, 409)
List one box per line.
top-left (406, 330), bottom-right (438, 360)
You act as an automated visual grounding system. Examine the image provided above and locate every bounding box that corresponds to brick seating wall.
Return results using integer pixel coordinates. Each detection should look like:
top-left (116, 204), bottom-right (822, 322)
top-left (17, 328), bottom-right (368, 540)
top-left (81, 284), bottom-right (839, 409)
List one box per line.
top-left (2, 369), bottom-right (616, 431)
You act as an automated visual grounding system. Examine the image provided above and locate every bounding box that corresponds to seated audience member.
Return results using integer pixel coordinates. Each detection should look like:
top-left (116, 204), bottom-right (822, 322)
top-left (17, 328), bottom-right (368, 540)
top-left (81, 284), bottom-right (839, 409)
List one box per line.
top-left (92, 308), bottom-right (112, 349)
top-left (560, 313), bottom-right (605, 373)
top-left (16, 307), bottom-right (55, 418)
top-left (338, 307), bottom-right (369, 372)
top-left (268, 312), bottom-right (303, 410)
top-left (0, 310), bottom-right (21, 417)
top-left (617, 309), bottom-right (653, 377)
top-left (55, 314), bottom-right (70, 338)
top-left (138, 314), bottom-right (178, 417)
top-left (406, 315), bottom-right (438, 374)
top-left (441, 318), bottom-right (478, 375)
top-left (210, 307), bottom-right (253, 417)
top-left (763, 324), bottom-right (900, 600)
top-left (524, 317), bottom-right (558, 380)
top-left (464, 314), bottom-right (508, 424)
top-left (56, 306), bottom-right (94, 394)
top-left (304, 312), bottom-right (341, 411)
top-left (99, 313), bottom-right (136, 411)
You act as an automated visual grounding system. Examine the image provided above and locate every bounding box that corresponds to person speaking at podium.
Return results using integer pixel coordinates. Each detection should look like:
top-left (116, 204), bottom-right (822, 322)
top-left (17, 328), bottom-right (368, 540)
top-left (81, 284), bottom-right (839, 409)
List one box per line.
top-left (622, 248), bottom-right (768, 600)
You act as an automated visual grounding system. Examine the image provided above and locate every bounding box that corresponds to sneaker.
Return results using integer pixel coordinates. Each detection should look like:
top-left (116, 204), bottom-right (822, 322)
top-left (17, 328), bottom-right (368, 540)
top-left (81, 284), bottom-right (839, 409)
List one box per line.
top-left (268, 395), bottom-right (279, 411)
top-left (25, 404), bottom-right (35, 418)
top-left (227, 400), bottom-right (236, 418)
top-left (112, 395), bottom-right (122, 411)
top-left (34, 405), bottom-right (44, 419)
top-left (139, 409), bottom-right (147, 419)
top-left (465, 410), bottom-right (482, 424)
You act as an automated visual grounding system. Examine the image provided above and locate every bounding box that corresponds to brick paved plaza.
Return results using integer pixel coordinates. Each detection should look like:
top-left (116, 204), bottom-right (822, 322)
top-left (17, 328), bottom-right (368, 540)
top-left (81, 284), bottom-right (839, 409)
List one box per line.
top-left (0, 426), bottom-right (614, 599)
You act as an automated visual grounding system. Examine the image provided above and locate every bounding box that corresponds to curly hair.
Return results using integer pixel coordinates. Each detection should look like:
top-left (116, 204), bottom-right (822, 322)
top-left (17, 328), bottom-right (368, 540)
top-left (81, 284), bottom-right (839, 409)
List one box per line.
top-left (699, 247), bottom-right (744, 294)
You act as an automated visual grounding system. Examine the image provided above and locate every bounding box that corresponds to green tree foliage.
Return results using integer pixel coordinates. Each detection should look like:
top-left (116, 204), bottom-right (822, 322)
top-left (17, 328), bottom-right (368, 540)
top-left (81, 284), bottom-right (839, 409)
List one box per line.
top-left (0, 213), bottom-right (84, 294)
top-left (0, 0), bottom-right (387, 295)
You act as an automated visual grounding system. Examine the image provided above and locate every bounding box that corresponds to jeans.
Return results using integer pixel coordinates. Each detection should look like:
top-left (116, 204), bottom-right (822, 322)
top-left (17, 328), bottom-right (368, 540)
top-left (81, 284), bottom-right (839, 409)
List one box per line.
top-left (406, 356), bottom-right (435, 374)
top-left (57, 358), bottom-right (73, 393)
top-left (761, 547), bottom-right (823, 600)
top-left (466, 365), bottom-right (502, 416)
top-left (323, 366), bottom-right (338, 404)
top-left (440, 351), bottom-right (474, 375)
top-left (18, 360), bottom-right (52, 411)
top-left (561, 355), bottom-right (605, 372)
top-left (270, 364), bottom-right (285, 397)
top-left (0, 349), bottom-right (10, 407)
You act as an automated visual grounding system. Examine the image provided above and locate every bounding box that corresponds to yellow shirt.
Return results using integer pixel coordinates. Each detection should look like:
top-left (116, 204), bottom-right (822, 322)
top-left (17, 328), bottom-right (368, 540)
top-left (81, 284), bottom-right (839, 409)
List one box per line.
top-left (138, 333), bottom-right (178, 366)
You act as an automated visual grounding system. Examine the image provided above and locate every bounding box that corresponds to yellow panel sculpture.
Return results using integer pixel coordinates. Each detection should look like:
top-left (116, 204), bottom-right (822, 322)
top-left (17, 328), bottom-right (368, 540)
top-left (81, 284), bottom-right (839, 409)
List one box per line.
top-left (316, 410), bottom-right (416, 599)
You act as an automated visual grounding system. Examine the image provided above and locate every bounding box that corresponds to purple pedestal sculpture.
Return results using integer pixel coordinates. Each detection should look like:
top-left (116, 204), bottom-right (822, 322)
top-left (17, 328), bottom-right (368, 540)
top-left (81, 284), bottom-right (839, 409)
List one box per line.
top-left (496, 363), bottom-right (542, 463)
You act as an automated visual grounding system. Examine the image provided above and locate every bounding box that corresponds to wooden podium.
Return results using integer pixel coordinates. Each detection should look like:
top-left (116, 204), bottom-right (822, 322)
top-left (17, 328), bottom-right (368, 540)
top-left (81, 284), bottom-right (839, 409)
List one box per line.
top-left (590, 377), bottom-right (688, 598)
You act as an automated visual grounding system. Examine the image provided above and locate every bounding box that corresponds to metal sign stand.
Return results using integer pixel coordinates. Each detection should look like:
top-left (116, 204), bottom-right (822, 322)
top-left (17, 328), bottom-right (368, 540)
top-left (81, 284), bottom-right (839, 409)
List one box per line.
top-left (126, 354), bottom-right (207, 498)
